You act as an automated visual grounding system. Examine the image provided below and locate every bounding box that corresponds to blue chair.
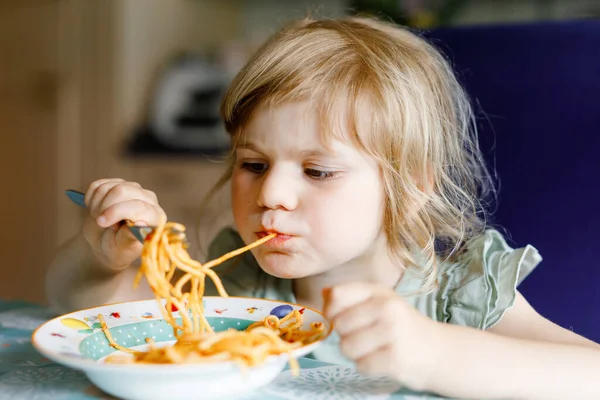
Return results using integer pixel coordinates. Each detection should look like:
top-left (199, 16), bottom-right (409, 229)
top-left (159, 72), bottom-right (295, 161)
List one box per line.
top-left (425, 20), bottom-right (600, 342)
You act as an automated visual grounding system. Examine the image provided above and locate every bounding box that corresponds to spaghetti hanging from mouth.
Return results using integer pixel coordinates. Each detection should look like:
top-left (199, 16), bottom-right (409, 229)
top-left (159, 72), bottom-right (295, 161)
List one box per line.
top-left (101, 220), bottom-right (325, 371)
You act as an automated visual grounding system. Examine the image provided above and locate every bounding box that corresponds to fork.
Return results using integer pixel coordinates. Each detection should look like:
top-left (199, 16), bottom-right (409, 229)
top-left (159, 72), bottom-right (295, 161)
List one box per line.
top-left (64, 189), bottom-right (170, 243)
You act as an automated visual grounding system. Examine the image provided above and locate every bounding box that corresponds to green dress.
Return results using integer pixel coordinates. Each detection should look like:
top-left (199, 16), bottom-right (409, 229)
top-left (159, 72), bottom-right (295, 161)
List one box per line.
top-left (203, 228), bottom-right (542, 366)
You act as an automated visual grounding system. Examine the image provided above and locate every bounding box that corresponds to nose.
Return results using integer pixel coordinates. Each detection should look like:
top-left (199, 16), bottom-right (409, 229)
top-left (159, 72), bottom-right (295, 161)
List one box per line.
top-left (257, 165), bottom-right (299, 211)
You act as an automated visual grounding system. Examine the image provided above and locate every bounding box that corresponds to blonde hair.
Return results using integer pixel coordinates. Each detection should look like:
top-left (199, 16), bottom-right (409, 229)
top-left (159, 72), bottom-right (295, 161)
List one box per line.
top-left (211, 16), bottom-right (493, 291)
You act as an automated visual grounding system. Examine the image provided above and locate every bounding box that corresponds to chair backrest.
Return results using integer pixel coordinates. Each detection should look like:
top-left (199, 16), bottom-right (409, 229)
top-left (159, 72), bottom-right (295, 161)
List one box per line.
top-left (426, 20), bottom-right (600, 342)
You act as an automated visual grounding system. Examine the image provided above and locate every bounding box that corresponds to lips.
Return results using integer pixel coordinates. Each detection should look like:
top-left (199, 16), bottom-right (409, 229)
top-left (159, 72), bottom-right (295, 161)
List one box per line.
top-left (256, 230), bottom-right (293, 245)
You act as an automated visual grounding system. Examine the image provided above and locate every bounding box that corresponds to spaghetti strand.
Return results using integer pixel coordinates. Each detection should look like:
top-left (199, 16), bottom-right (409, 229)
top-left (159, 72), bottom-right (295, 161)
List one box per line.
top-left (102, 222), bottom-right (325, 373)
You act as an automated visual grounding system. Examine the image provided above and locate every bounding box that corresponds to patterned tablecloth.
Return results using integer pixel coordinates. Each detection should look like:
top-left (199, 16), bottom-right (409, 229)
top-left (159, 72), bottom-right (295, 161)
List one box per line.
top-left (0, 299), bottom-right (449, 400)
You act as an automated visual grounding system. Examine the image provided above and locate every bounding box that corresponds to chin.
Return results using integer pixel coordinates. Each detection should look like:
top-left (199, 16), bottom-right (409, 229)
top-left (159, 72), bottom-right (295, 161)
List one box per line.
top-left (255, 252), bottom-right (310, 280)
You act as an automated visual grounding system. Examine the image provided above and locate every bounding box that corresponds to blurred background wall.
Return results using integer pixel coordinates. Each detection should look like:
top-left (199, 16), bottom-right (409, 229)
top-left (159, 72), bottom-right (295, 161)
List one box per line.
top-left (0, 0), bottom-right (598, 304)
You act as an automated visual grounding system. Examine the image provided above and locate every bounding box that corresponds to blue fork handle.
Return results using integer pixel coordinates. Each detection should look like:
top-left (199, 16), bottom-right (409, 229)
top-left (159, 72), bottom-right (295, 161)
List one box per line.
top-left (64, 189), bottom-right (151, 243)
top-left (65, 189), bottom-right (87, 208)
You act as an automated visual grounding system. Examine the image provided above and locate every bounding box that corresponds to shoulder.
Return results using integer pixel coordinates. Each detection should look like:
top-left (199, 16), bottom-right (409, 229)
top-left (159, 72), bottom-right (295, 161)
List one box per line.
top-left (402, 229), bottom-right (543, 330)
top-left (442, 229), bottom-right (542, 329)
top-left (448, 229), bottom-right (542, 286)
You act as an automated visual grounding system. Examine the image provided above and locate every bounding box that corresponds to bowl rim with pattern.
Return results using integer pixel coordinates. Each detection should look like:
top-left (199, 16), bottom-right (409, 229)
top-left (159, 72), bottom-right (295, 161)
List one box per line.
top-left (31, 296), bottom-right (333, 400)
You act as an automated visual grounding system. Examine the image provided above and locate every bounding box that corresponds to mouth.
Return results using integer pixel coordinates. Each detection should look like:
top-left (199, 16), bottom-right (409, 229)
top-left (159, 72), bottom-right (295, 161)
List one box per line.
top-left (256, 230), bottom-right (293, 245)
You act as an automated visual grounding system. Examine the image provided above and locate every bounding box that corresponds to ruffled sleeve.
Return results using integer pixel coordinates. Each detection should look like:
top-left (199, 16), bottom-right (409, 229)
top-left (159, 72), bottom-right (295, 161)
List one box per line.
top-left (436, 229), bottom-right (543, 330)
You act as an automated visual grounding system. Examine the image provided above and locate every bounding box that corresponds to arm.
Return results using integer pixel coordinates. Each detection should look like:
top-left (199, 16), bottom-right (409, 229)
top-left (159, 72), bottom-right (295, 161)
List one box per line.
top-left (326, 283), bottom-right (600, 400)
top-left (45, 233), bottom-right (154, 314)
top-left (488, 291), bottom-right (599, 349)
top-left (424, 292), bottom-right (600, 400)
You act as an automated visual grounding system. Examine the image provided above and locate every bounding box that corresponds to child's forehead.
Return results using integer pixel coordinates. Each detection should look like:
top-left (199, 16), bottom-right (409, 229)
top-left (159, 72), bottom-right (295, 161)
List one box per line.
top-left (239, 98), bottom-right (362, 149)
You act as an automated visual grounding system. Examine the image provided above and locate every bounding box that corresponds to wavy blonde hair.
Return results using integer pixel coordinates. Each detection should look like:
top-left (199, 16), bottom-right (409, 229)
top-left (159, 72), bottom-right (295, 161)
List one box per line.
top-left (211, 16), bottom-right (493, 291)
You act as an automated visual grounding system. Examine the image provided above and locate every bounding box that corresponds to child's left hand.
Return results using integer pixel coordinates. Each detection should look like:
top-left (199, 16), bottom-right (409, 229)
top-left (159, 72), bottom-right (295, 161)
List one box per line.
top-left (323, 282), bottom-right (442, 390)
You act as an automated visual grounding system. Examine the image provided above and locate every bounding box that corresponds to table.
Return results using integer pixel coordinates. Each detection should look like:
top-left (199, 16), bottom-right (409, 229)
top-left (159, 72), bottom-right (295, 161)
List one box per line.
top-left (0, 299), bottom-right (448, 399)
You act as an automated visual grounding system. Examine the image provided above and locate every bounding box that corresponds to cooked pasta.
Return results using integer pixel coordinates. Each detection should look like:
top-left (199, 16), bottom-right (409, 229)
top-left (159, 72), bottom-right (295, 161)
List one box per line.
top-left (102, 221), bottom-right (325, 372)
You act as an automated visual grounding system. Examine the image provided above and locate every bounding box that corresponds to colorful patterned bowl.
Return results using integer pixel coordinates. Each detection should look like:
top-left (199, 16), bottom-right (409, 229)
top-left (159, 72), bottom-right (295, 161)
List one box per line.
top-left (32, 297), bottom-right (332, 400)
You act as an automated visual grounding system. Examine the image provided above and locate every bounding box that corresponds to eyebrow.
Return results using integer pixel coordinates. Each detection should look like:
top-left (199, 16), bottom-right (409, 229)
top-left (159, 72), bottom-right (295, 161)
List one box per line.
top-left (234, 142), bottom-right (260, 151)
top-left (300, 148), bottom-right (334, 158)
top-left (234, 142), bottom-right (336, 158)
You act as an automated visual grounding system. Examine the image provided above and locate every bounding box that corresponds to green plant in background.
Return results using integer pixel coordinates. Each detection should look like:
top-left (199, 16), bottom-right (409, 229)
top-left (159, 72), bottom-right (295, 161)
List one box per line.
top-left (350, 0), bottom-right (470, 28)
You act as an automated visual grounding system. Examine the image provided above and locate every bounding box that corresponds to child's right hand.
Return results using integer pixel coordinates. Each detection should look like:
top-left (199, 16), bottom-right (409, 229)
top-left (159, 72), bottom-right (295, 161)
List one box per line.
top-left (82, 178), bottom-right (167, 271)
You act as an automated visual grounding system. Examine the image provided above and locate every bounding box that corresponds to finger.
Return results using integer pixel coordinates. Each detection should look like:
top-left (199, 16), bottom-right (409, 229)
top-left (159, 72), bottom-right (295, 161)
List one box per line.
top-left (115, 224), bottom-right (143, 253)
top-left (355, 344), bottom-right (397, 378)
top-left (99, 224), bottom-right (143, 270)
top-left (324, 282), bottom-right (380, 320)
top-left (333, 296), bottom-right (385, 337)
top-left (85, 178), bottom-right (124, 207)
top-left (99, 200), bottom-right (166, 228)
top-left (339, 320), bottom-right (393, 361)
top-left (91, 182), bottom-right (149, 221)
top-left (87, 181), bottom-right (126, 218)
top-left (101, 184), bottom-right (159, 211)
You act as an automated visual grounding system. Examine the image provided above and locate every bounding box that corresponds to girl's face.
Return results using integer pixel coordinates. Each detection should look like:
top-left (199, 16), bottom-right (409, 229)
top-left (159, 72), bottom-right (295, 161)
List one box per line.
top-left (231, 101), bottom-right (388, 279)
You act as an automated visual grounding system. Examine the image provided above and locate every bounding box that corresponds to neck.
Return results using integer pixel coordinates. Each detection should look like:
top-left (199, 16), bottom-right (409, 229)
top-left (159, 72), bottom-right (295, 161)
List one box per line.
top-left (293, 236), bottom-right (403, 311)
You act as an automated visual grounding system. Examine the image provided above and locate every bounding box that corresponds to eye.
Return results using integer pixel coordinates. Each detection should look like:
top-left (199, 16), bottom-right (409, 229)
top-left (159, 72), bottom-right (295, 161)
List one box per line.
top-left (304, 168), bottom-right (339, 180)
top-left (241, 162), bottom-right (268, 174)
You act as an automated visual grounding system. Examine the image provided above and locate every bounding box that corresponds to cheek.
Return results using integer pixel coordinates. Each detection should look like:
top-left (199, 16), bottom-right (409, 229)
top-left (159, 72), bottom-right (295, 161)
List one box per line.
top-left (231, 172), bottom-right (254, 220)
top-left (311, 178), bottom-right (385, 245)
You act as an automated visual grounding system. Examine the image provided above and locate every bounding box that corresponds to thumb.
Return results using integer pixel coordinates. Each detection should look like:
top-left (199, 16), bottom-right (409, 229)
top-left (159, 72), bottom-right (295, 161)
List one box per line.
top-left (323, 282), bottom-right (378, 320)
top-left (99, 224), bottom-right (143, 270)
top-left (114, 224), bottom-right (144, 253)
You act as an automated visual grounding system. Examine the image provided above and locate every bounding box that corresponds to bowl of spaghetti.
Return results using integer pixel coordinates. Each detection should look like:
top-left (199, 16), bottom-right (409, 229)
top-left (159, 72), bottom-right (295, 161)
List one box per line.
top-left (32, 297), bottom-right (330, 400)
top-left (32, 222), bottom-right (332, 400)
